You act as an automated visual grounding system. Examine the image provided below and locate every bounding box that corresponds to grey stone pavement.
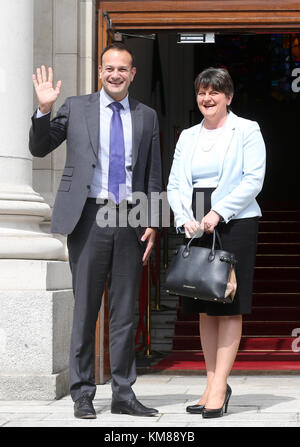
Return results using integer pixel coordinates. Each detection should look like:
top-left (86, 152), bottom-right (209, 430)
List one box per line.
top-left (1, 373), bottom-right (300, 428)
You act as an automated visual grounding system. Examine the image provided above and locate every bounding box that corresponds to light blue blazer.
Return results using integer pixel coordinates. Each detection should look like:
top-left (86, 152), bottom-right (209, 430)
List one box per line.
top-left (167, 111), bottom-right (266, 227)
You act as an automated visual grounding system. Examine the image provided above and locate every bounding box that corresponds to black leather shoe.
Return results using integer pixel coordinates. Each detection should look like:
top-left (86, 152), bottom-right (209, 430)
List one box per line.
top-left (74, 394), bottom-right (96, 419)
top-left (111, 397), bottom-right (158, 417)
top-left (202, 384), bottom-right (232, 419)
top-left (186, 403), bottom-right (205, 414)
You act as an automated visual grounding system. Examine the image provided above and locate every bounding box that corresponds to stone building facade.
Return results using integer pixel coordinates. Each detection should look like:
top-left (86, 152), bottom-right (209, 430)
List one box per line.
top-left (0, 0), bottom-right (96, 400)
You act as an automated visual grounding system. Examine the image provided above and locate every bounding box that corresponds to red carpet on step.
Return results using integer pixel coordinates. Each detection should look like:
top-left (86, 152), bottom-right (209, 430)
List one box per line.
top-left (153, 205), bottom-right (300, 373)
top-left (151, 351), bottom-right (300, 372)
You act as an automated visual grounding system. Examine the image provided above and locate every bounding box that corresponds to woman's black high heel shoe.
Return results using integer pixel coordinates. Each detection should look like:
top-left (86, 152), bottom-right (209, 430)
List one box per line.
top-left (202, 384), bottom-right (232, 418)
top-left (186, 403), bottom-right (205, 414)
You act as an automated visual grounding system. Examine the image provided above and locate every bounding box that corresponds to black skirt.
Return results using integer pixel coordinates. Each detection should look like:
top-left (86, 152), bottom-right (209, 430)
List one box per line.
top-left (181, 188), bottom-right (259, 316)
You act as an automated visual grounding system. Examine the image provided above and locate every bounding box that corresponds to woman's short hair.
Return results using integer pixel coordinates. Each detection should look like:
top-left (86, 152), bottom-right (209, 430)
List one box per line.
top-left (194, 67), bottom-right (234, 98)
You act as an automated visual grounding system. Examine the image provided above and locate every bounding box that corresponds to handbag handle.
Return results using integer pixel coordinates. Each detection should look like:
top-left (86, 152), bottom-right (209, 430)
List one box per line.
top-left (183, 229), bottom-right (222, 260)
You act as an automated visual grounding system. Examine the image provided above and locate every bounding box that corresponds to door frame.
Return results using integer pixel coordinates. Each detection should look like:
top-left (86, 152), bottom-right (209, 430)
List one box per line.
top-left (95, 0), bottom-right (300, 385)
top-left (94, 8), bottom-right (112, 385)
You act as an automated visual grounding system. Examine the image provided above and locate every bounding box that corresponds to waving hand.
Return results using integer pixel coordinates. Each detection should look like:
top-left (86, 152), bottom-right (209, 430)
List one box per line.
top-left (32, 65), bottom-right (61, 114)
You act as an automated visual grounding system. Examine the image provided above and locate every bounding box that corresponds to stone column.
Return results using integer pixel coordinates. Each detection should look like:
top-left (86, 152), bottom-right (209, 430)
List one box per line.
top-left (0, 0), bottom-right (66, 260)
top-left (0, 0), bottom-right (73, 399)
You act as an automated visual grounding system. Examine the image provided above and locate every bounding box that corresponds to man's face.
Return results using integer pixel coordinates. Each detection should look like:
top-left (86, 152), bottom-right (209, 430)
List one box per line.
top-left (99, 49), bottom-right (136, 101)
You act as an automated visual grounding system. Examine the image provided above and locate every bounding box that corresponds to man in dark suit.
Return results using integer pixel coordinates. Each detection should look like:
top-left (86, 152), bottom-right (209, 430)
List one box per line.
top-left (29, 43), bottom-right (162, 419)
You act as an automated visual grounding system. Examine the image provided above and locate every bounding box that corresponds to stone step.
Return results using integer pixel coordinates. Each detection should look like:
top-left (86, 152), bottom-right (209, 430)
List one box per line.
top-left (150, 327), bottom-right (175, 339)
top-left (148, 313), bottom-right (177, 324)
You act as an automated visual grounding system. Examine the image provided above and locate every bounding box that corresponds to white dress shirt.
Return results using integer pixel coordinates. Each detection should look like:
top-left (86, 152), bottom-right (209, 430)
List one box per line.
top-left (89, 88), bottom-right (133, 201)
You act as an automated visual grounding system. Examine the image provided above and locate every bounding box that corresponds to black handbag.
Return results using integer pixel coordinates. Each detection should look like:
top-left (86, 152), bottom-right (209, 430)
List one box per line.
top-left (165, 229), bottom-right (237, 304)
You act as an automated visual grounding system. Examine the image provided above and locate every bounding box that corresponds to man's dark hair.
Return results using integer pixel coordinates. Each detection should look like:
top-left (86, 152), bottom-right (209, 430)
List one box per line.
top-left (100, 42), bottom-right (135, 67)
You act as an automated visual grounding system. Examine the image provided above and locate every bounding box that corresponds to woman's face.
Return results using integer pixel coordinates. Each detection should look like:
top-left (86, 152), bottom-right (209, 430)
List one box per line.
top-left (196, 84), bottom-right (232, 123)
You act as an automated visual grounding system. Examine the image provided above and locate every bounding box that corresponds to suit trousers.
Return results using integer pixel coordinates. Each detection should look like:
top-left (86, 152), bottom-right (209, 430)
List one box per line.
top-left (67, 200), bottom-right (145, 402)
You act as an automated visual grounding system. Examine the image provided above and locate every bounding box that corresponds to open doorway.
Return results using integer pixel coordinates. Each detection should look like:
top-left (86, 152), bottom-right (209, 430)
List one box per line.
top-left (123, 31), bottom-right (300, 205)
top-left (95, 29), bottom-right (300, 373)
top-left (96, 1), bottom-right (300, 376)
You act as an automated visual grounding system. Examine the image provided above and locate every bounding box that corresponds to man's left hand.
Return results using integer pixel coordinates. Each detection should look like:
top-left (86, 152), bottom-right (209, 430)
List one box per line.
top-left (141, 228), bottom-right (157, 265)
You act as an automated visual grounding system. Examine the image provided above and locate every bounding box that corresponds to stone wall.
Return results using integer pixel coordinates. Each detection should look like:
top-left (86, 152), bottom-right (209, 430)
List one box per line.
top-left (33, 0), bottom-right (96, 215)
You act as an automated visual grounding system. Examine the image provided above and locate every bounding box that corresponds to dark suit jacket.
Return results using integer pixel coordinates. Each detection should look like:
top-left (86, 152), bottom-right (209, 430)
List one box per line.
top-left (29, 91), bottom-right (162, 235)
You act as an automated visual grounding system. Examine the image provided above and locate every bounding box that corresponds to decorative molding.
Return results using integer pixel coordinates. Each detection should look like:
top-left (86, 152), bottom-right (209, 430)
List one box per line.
top-left (98, 1), bottom-right (300, 30)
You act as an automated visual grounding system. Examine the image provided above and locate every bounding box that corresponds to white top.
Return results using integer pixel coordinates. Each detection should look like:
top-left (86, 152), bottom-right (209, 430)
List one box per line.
top-left (192, 126), bottom-right (224, 188)
top-left (167, 111), bottom-right (266, 227)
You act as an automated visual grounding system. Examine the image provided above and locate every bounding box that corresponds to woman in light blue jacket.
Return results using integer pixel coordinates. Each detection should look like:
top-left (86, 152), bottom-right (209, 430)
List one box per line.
top-left (167, 68), bottom-right (266, 418)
